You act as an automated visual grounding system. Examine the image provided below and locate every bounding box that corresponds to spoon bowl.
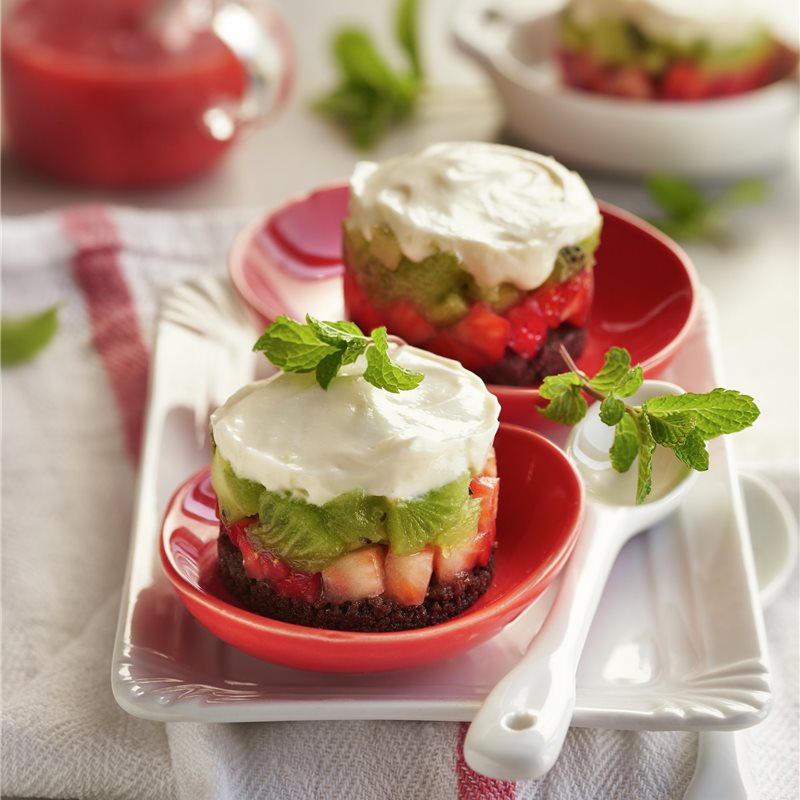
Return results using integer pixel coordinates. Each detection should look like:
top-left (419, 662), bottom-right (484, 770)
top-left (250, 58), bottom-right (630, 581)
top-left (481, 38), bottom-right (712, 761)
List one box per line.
top-left (464, 380), bottom-right (698, 780)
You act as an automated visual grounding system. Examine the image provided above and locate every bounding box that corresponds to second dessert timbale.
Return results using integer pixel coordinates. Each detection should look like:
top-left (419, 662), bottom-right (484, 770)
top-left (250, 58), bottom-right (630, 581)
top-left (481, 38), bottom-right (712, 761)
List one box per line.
top-left (342, 141), bottom-right (603, 387)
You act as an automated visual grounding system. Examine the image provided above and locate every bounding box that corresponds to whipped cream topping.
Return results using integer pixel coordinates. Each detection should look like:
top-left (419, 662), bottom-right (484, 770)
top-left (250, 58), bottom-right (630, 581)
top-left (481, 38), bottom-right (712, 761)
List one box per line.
top-left (568, 0), bottom-right (766, 48)
top-left (348, 142), bottom-right (601, 292)
top-left (211, 345), bottom-right (500, 506)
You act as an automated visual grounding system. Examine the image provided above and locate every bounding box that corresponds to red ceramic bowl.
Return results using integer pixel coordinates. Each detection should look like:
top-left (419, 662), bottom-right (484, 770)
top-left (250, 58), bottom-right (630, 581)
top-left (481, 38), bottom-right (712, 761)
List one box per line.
top-left (229, 183), bottom-right (699, 428)
top-left (160, 423), bottom-right (584, 673)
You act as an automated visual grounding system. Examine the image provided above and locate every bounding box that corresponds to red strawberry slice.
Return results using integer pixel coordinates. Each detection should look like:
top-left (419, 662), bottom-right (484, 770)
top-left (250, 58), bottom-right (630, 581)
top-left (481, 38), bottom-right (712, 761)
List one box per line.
top-left (470, 476), bottom-right (500, 539)
top-left (481, 448), bottom-right (497, 478)
top-left (343, 272), bottom-right (385, 334)
top-left (322, 545), bottom-right (386, 604)
top-left (604, 66), bottom-right (655, 99)
top-left (434, 476), bottom-right (499, 584)
top-left (660, 61), bottom-right (713, 100)
top-left (434, 529), bottom-right (495, 584)
top-left (273, 571), bottom-right (322, 604)
top-left (384, 547), bottom-right (435, 606)
top-left (505, 296), bottom-right (548, 358)
top-left (382, 299), bottom-right (437, 344)
top-left (558, 49), bottom-right (607, 92)
top-left (563, 269), bottom-right (594, 327)
top-left (427, 302), bottom-right (510, 370)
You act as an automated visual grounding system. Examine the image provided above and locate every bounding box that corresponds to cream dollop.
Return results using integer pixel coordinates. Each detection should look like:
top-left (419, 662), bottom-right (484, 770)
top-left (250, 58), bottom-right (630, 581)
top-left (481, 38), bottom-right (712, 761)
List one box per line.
top-left (210, 345), bottom-right (500, 505)
top-left (348, 142), bottom-right (601, 292)
top-left (568, 0), bottom-right (766, 48)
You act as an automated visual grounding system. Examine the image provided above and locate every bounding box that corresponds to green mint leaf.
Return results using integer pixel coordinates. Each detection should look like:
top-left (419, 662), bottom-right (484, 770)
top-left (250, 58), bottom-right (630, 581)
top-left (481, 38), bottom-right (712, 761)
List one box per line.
top-left (610, 413), bottom-right (639, 473)
top-left (714, 178), bottom-right (768, 210)
top-left (253, 315), bottom-right (337, 372)
top-left (634, 411), bottom-right (657, 504)
top-left (672, 429), bottom-right (710, 471)
top-left (363, 327), bottom-right (424, 392)
top-left (646, 175), bottom-right (768, 243)
top-left (646, 174), bottom-right (706, 221)
top-left (306, 316), bottom-right (364, 345)
top-left (307, 317), bottom-right (370, 365)
top-left (588, 347), bottom-right (643, 397)
top-left (600, 395), bottom-right (625, 426)
top-left (1, 304), bottom-right (60, 366)
top-left (538, 373), bottom-right (587, 425)
top-left (646, 408), bottom-right (697, 447)
top-left (316, 351), bottom-right (345, 390)
top-left (314, 0), bottom-right (424, 149)
top-left (333, 28), bottom-right (405, 94)
top-left (644, 389), bottom-right (759, 439)
top-left (395, 0), bottom-right (422, 78)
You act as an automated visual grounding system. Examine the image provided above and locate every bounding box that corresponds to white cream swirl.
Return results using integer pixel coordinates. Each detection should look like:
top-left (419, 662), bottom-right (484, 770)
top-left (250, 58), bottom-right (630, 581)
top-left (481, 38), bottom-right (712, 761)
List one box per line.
top-left (348, 142), bottom-right (601, 292)
top-left (210, 345), bottom-right (500, 506)
top-left (568, 0), bottom-right (767, 48)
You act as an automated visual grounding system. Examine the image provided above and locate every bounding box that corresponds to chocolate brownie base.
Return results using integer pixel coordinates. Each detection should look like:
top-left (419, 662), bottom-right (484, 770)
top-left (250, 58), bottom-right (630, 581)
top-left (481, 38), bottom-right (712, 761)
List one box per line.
top-left (218, 534), bottom-right (494, 632)
top-left (478, 323), bottom-right (587, 387)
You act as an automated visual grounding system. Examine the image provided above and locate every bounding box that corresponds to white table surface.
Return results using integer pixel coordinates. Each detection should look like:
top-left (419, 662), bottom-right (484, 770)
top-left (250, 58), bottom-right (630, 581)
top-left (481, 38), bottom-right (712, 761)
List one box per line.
top-left (1, 0), bottom-right (798, 471)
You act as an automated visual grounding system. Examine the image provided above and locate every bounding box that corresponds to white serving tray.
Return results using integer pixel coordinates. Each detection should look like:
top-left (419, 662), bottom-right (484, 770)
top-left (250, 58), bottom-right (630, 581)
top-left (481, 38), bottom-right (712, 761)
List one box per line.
top-left (111, 289), bottom-right (770, 730)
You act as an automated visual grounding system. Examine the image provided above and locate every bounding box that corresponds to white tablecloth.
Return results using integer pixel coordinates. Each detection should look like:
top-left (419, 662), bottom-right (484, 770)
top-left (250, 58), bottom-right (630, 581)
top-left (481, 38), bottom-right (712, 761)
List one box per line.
top-left (1, 206), bottom-right (797, 800)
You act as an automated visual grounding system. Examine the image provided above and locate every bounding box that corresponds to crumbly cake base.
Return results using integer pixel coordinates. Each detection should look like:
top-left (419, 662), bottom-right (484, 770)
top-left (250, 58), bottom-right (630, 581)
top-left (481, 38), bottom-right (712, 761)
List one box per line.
top-left (478, 323), bottom-right (587, 386)
top-left (217, 533), bottom-right (494, 633)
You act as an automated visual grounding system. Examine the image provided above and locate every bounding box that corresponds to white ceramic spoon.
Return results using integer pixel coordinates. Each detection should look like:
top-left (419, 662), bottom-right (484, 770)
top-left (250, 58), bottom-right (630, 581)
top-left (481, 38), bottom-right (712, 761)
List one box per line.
top-left (465, 380), bottom-right (698, 780)
top-left (683, 472), bottom-right (798, 800)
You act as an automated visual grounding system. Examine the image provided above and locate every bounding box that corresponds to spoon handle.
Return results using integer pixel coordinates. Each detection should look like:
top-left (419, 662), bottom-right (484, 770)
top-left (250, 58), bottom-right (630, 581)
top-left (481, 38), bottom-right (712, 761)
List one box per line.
top-left (683, 732), bottom-right (756, 800)
top-left (464, 504), bottom-right (627, 780)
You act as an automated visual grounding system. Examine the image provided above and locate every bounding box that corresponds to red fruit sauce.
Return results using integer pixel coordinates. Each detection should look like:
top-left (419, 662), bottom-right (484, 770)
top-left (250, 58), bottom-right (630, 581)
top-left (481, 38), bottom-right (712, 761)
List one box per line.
top-left (1, 0), bottom-right (247, 187)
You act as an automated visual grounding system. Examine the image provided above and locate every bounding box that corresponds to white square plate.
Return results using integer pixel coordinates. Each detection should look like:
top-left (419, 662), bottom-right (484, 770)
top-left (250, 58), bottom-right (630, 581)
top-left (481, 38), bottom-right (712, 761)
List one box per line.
top-left (111, 290), bottom-right (770, 729)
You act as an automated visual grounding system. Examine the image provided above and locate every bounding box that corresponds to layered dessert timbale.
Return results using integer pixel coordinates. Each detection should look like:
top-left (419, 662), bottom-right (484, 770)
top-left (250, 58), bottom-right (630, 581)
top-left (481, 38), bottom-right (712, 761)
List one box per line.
top-left (342, 142), bottom-right (603, 386)
top-left (558, 0), bottom-right (798, 100)
top-left (210, 340), bottom-right (501, 632)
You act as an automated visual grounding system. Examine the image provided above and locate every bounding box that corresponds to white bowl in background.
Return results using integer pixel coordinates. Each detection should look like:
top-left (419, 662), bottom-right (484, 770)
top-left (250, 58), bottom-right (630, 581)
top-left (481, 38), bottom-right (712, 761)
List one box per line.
top-left (453, 0), bottom-right (799, 178)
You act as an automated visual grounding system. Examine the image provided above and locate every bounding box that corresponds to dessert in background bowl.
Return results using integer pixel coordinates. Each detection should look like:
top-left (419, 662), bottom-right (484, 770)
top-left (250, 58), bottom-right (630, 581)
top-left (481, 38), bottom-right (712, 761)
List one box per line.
top-left (343, 142), bottom-right (602, 386)
top-left (558, 0), bottom-right (798, 101)
top-left (452, 0), bottom-right (799, 177)
top-left (228, 181), bottom-right (699, 428)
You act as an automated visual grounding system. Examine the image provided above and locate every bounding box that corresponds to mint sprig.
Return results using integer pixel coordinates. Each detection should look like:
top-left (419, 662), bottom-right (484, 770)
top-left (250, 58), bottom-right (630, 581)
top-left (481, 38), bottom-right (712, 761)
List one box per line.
top-left (539, 346), bottom-right (759, 503)
top-left (646, 174), bottom-right (767, 243)
top-left (313, 0), bottom-right (423, 149)
top-left (253, 315), bottom-right (424, 393)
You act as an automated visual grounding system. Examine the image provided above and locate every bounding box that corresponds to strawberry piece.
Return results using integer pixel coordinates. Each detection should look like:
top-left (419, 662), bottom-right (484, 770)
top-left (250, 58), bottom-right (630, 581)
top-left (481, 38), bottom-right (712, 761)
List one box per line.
top-left (470, 476), bottom-right (500, 541)
top-left (434, 476), bottom-right (499, 584)
top-left (274, 571), bottom-right (322, 604)
top-left (558, 49), bottom-right (607, 92)
top-left (481, 448), bottom-right (497, 478)
top-left (563, 269), bottom-right (594, 327)
top-left (505, 296), bottom-right (548, 358)
top-left (427, 303), bottom-right (510, 371)
top-left (322, 545), bottom-right (386, 604)
top-left (660, 61), bottom-right (713, 100)
top-left (382, 299), bottom-right (437, 344)
top-left (426, 329), bottom-right (484, 370)
top-left (343, 272), bottom-right (385, 333)
top-left (604, 66), bottom-right (655, 99)
top-left (384, 547), bottom-right (435, 606)
top-left (434, 529), bottom-right (495, 584)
